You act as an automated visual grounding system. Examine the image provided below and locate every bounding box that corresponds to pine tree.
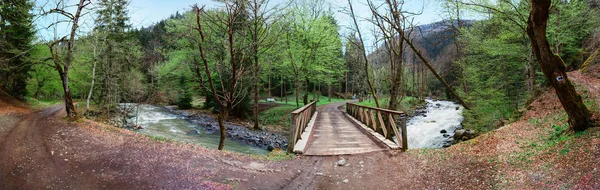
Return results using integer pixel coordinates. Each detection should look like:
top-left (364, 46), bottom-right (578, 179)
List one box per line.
top-left (0, 0), bottom-right (35, 99)
top-left (95, 0), bottom-right (140, 115)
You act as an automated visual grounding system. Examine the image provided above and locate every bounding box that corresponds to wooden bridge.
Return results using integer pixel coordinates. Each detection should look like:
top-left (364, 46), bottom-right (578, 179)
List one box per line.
top-left (287, 101), bottom-right (408, 155)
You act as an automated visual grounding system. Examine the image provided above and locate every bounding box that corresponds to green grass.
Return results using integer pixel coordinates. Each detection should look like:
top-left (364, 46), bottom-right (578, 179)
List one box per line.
top-left (24, 97), bottom-right (62, 108)
top-left (259, 105), bottom-right (297, 129)
top-left (260, 92), bottom-right (349, 107)
top-left (148, 135), bottom-right (174, 142)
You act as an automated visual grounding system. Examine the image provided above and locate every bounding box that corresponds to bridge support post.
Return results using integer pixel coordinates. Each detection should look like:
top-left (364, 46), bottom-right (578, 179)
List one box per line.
top-left (400, 114), bottom-right (408, 152)
top-left (288, 114), bottom-right (296, 153)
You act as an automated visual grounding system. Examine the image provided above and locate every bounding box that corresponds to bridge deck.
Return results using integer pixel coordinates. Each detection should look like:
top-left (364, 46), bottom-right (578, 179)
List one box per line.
top-left (303, 102), bottom-right (386, 155)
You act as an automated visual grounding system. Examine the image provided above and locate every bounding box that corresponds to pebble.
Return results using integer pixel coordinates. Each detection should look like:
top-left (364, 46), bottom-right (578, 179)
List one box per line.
top-left (337, 159), bottom-right (346, 166)
top-left (64, 159), bottom-right (68, 162)
top-left (343, 179), bottom-right (349, 183)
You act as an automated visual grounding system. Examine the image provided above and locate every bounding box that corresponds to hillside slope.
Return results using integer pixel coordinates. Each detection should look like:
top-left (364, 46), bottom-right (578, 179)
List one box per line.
top-left (0, 88), bottom-right (29, 114)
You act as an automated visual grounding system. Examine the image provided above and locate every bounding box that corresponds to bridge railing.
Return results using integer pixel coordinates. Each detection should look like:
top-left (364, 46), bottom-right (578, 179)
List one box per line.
top-left (346, 103), bottom-right (408, 151)
top-left (288, 101), bottom-right (317, 153)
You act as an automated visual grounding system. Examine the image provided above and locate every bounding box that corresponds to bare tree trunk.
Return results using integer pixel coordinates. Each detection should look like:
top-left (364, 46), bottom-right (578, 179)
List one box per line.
top-left (86, 34), bottom-right (98, 113)
top-left (295, 77), bottom-right (300, 107)
top-left (527, 0), bottom-right (591, 131)
top-left (348, 0), bottom-right (381, 108)
top-left (47, 0), bottom-right (90, 119)
top-left (328, 83), bottom-right (331, 102)
top-left (345, 72), bottom-right (348, 97)
top-left (217, 107), bottom-right (228, 150)
top-left (253, 50), bottom-right (260, 130)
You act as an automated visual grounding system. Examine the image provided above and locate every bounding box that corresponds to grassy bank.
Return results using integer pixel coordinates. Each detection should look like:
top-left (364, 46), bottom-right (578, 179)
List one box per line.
top-left (355, 96), bottom-right (423, 113)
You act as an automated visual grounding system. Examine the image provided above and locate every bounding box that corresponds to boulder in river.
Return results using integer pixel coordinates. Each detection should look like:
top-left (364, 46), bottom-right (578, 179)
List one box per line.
top-left (440, 129), bottom-right (447, 134)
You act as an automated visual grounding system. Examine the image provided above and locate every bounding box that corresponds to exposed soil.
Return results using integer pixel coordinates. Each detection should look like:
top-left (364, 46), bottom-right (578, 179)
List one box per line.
top-left (1, 71), bottom-right (600, 189)
top-left (0, 104), bottom-right (313, 189)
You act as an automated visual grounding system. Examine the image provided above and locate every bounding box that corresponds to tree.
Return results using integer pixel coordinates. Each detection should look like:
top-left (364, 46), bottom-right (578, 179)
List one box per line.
top-left (347, 0), bottom-right (381, 108)
top-left (283, 1), bottom-right (341, 107)
top-left (248, 0), bottom-right (281, 130)
top-left (527, 0), bottom-right (591, 131)
top-left (193, 2), bottom-right (252, 150)
top-left (44, 0), bottom-right (91, 118)
top-left (0, 0), bottom-right (35, 99)
top-left (95, 0), bottom-right (142, 118)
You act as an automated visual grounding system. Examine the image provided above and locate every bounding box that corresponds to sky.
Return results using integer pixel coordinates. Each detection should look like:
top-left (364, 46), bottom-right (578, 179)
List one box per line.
top-left (34, 0), bottom-right (474, 51)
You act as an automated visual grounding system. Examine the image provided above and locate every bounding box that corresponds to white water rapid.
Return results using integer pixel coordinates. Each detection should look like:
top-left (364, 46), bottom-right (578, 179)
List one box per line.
top-left (406, 99), bottom-right (464, 148)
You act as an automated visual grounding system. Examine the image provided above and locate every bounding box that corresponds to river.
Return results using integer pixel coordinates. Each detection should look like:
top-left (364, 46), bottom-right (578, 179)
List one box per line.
top-left (406, 99), bottom-right (464, 148)
top-left (123, 104), bottom-right (269, 155)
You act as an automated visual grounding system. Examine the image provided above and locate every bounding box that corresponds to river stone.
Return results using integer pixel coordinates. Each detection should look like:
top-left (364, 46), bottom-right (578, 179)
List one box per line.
top-left (440, 129), bottom-right (447, 134)
top-left (454, 129), bottom-right (466, 140)
top-left (337, 159), bottom-right (346, 166)
top-left (465, 129), bottom-right (477, 138)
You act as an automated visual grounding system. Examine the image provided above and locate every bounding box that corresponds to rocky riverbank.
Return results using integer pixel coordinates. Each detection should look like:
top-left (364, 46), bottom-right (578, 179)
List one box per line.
top-left (165, 106), bottom-right (289, 151)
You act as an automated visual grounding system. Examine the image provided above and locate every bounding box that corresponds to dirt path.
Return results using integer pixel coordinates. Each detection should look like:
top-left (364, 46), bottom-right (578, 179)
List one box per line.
top-left (0, 105), bottom-right (316, 189)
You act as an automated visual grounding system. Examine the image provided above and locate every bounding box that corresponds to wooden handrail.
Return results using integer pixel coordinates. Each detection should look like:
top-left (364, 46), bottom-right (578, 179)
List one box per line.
top-left (287, 101), bottom-right (317, 153)
top-left (346, 102), bottom-right (409, 151)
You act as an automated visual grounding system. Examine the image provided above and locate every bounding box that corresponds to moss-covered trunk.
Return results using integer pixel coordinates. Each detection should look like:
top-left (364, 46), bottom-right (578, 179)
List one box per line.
top-left (527, 0), bottom-right (591, 131)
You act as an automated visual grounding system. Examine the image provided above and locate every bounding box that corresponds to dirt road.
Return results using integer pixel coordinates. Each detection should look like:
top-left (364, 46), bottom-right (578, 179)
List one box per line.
top-left (0, 105), bottom-right (320, 189)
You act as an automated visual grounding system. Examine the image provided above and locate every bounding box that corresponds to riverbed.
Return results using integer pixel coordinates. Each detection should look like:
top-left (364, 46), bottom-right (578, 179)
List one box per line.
top-left (406, 99), bottom-right (464, 148)
top-left (124, 104), bottom-right (270, 155)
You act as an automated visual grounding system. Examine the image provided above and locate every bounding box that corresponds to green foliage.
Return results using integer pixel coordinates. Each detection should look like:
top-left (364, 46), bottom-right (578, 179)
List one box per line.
top-left (176, 75), bottom-right (193, 109)
top-left (259, 105), bottom-right (296, 129)
top-left (457, 2), bottom-right (531, 132)
top-left (0, 0), bottom-right (36, 99)
top-left (356, 96), bottom-right (422, 111)
top-left (456, 0), bottom-right (599, 132)
top-left (547, 0), bottom-right (600, 68)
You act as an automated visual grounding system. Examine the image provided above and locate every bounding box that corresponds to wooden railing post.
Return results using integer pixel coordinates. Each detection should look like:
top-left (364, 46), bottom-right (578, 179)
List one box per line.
top-left (345, 102), bottom-right (408, 151)
top-left (288, 113), bottom-right (296, 153)
top-left (287, 101), bottom-right (317, 153)
top-left (400, 113), bottom-right (408, 152)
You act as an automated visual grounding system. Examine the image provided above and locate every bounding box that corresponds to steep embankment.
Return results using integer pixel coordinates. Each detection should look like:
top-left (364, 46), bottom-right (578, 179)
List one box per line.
top-left (0, 88), bottom-right (29, 115)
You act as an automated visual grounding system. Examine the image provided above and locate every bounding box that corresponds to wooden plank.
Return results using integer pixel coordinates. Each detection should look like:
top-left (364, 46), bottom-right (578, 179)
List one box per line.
top-left (377, 111), bottom-right (387, 138)
top-left (363, 109), bottom-right (370, 127)
top-left (291, 101), bottom-right (316, 114)
top-left (370, 109), bottom-right (377, 132)
top-left (346, 102), bottom-right (405, 115)
top-left (388, 113), bottom-right (401, 146)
